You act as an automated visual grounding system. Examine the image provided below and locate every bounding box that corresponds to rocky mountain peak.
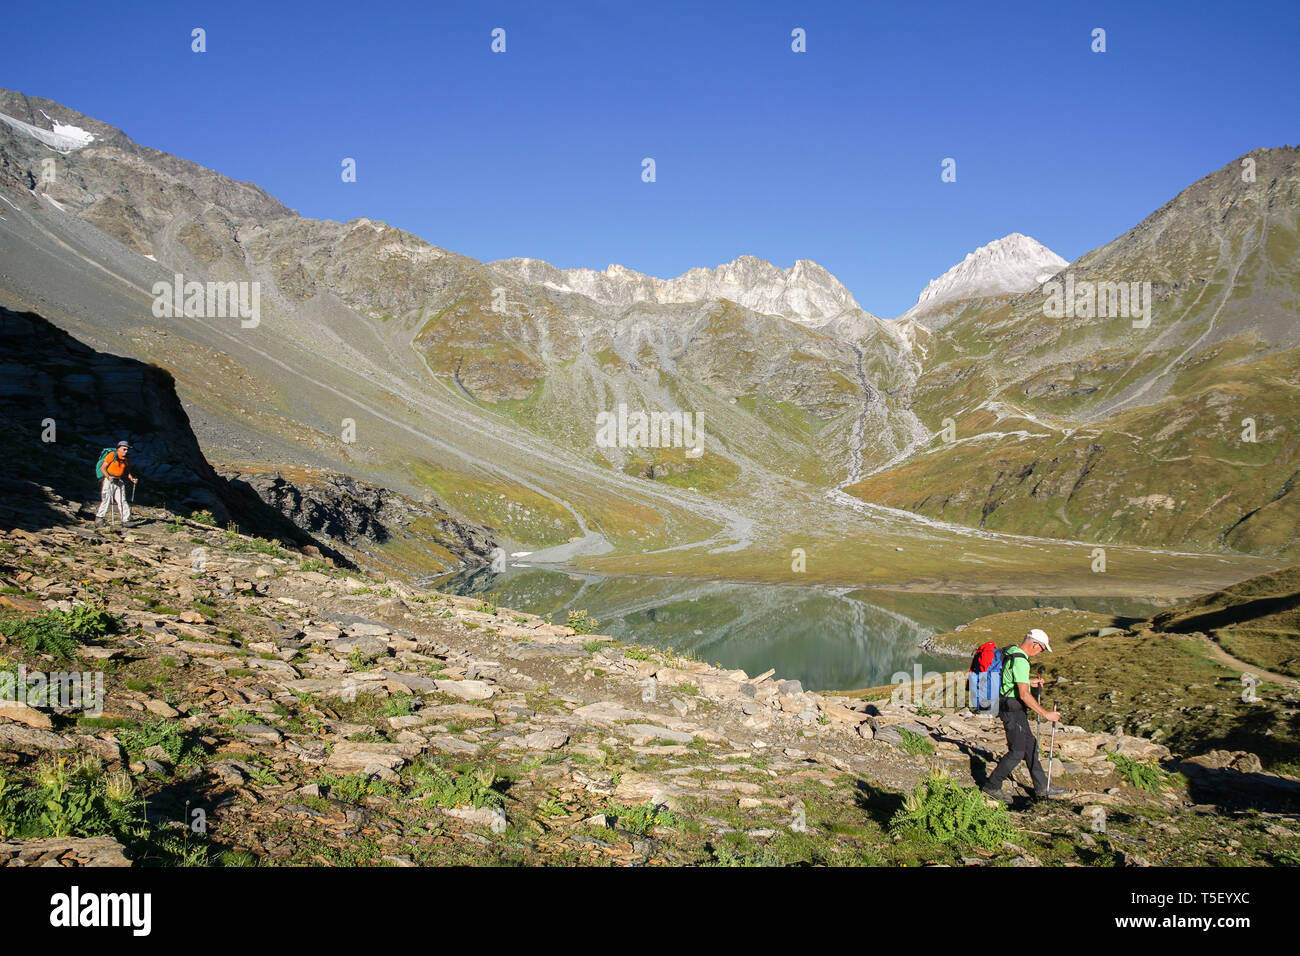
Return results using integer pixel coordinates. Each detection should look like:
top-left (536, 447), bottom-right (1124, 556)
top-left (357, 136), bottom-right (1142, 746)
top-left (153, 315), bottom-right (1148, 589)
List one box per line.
top-left (905, 233), bottom-right (1068, 319)
top-left (491, 254), bottom-right (861, 324)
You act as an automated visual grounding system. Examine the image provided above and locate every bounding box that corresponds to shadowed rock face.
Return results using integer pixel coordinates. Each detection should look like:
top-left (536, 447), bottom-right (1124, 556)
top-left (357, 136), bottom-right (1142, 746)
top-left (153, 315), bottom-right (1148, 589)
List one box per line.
top-left (0, 307), bottom-right (263, 525)
top-left (224, 469), bottom-right (497, 568)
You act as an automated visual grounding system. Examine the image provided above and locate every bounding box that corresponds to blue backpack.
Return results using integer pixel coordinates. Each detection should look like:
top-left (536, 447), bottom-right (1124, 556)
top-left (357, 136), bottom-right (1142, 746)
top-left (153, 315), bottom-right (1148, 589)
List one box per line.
top-left (968, 642), bottom-right (1025, 714)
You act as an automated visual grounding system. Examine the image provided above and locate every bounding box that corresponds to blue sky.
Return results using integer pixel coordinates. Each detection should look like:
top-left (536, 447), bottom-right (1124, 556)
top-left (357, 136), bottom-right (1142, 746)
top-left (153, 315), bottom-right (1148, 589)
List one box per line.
top-left (7, 0), bottom-right (1298, 316)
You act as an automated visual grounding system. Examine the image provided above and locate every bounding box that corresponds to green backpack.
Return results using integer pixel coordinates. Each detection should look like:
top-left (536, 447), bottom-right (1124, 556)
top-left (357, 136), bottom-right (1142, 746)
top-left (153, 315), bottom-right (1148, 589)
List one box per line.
top-left (94, 448), bottom-right (117, 479)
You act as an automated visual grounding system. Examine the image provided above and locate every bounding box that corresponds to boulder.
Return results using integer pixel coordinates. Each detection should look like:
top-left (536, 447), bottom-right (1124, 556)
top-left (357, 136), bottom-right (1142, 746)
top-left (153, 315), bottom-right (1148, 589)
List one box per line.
top-left (433, 679), bottom-right (495, 701)
top-left (0, 703), bottom-right (53, 730)
top-left (326, 634), bottom-right (389, 661)
top-left (571, 701), bottom-right (645, 724)
top-left (0, 835), bottom-right (132, 867)
top-left (325, 741), bottom-right (411, 773)
top-left (616, 724), bottom-right (694, 746)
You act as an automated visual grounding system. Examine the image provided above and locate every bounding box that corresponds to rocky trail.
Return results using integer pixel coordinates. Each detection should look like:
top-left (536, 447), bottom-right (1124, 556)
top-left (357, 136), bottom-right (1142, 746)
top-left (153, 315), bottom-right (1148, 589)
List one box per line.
top-left (1, 488), bottom-right (1297, 867)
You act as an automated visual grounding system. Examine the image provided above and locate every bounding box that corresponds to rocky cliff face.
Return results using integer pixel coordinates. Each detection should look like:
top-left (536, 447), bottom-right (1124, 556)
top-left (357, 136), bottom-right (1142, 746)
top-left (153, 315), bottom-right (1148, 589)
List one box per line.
top-left (0, 89), bottom-right (292, 255)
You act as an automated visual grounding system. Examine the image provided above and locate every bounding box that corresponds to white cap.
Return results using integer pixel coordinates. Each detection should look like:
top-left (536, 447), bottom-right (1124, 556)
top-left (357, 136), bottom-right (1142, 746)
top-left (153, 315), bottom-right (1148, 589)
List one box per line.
top-left (1026, 628), bottom-right (1052, 652)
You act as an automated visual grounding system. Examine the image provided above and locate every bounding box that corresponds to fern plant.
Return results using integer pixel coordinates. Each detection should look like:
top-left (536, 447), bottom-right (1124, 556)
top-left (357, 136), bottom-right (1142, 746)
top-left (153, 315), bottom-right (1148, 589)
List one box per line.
top-left (1107, 752), bottom-right (1170, 793)
top-left (566, 610), bottom-right (598, 635)
top-left (408, 761), bottom-right (504, 809)
top-left (0, 604), bottom-right (118, 660)
top-left (888, 770), bottom-right (1015, 849)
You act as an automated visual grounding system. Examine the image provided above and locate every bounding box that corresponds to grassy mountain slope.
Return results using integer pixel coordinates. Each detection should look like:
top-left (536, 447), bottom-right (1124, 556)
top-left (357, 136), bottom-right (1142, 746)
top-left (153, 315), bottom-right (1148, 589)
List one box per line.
top-left (849, 147), bottom-right (1300, 559)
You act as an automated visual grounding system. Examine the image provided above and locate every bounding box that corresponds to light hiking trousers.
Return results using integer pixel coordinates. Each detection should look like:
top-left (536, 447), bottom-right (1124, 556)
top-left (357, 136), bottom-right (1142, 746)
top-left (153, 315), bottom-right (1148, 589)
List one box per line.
top-left (96, 477), bottom-right (131, 523)
top-left (986, 706), bottom-right (1048, 796)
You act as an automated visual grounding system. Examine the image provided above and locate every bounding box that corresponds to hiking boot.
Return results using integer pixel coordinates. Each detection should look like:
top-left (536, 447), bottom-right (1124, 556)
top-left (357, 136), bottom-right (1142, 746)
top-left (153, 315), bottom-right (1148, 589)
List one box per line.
top-left (980, 784), bottom-right (1012, 805)
top-left (1032, 785), bottom-right (1073, 802)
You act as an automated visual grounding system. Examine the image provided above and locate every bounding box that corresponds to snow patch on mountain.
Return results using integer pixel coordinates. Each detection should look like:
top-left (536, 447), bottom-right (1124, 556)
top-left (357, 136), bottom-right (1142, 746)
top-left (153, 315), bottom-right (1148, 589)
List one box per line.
top-left (0, 110), bottom-right (95, 151)
top-left (491, 254), bottom-right (862, 324)
top-left (902, 233), bottom-right (1067, 321)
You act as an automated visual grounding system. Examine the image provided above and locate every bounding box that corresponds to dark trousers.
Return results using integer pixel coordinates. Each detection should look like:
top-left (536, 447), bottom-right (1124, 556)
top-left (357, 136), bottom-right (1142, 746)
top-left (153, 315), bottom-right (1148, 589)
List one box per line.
top-left (986, 706), bottom-right (1048, 795)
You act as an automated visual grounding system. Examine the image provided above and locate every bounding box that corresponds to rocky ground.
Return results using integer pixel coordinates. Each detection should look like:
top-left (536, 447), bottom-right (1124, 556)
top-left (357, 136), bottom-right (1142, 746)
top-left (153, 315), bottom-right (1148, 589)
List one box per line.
top-left (1, 489), bottom-right (1298, 867)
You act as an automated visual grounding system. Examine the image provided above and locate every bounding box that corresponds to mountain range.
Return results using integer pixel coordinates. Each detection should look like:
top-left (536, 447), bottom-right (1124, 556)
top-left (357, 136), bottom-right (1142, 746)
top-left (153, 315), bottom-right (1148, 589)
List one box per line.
top-left (0, 87), bottom-right (1294, 592)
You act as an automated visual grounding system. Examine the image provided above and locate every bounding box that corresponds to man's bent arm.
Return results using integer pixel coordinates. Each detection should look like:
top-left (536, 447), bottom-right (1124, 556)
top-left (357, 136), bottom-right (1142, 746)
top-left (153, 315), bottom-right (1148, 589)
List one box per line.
top-left (1017, 682), bottom-right (1050, 718)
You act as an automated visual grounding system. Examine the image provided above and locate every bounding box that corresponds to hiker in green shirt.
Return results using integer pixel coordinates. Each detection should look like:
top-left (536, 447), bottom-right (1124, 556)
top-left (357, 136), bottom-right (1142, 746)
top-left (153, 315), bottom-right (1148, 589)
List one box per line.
top-left (981, 628), bottom-right (1068, 804)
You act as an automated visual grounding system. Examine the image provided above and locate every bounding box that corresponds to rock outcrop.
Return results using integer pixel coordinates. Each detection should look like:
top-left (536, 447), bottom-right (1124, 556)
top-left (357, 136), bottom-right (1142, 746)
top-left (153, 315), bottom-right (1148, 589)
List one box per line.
top-left (224, 469), bottom-right (497, 569)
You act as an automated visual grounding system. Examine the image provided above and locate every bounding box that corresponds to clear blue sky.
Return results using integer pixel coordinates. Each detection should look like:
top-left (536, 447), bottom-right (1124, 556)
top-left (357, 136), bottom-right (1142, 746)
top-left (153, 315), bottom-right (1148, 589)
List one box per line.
top-left (7, 0), bottom-right (1298, 316)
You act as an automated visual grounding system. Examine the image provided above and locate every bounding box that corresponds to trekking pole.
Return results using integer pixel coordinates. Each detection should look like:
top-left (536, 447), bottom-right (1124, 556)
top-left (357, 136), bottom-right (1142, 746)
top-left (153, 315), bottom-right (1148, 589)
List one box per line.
top-left (1046, 700), bottom-right (1058, 790)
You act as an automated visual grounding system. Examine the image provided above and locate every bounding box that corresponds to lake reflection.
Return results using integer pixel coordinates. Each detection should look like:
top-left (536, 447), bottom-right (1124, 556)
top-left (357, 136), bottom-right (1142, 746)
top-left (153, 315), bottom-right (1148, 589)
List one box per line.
top-left (428, 567), bottom-right (1163, 692)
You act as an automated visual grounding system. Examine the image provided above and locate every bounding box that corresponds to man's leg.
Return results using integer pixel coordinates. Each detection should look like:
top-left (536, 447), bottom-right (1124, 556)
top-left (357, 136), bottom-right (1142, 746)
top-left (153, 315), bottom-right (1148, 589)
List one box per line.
top-left (95, 477), bottom-right (113, 519)
top-left (110, 480), bottom-right (122, 521)
top-left (119, 482), bottom-right (132, 524)
top-left (984, 710), bottom-right (1028, 790)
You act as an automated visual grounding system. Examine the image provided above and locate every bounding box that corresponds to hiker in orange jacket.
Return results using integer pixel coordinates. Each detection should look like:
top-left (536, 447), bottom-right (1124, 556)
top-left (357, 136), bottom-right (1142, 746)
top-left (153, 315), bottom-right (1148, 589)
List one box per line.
top-left (95, 441), bottom-right (139, 527)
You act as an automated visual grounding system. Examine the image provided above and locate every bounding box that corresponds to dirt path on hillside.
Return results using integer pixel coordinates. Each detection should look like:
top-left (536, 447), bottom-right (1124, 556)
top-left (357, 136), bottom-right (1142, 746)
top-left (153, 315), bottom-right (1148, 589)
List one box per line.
top-left (1194, 633), bottom-right (1300, 689)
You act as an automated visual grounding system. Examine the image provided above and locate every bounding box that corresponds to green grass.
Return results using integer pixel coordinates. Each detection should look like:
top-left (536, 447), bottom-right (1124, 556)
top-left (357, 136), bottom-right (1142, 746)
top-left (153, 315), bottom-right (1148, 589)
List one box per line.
top-left (192, 599), bottom-right (219, 619)
top-left (566, 609), bottom-right (599, 634)
top-left (898, 728), bottom-right (936, 756)
top-left (224, 534), bottom-right (287, 558)
top-left (381, 695), bottom-right (416, 718)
